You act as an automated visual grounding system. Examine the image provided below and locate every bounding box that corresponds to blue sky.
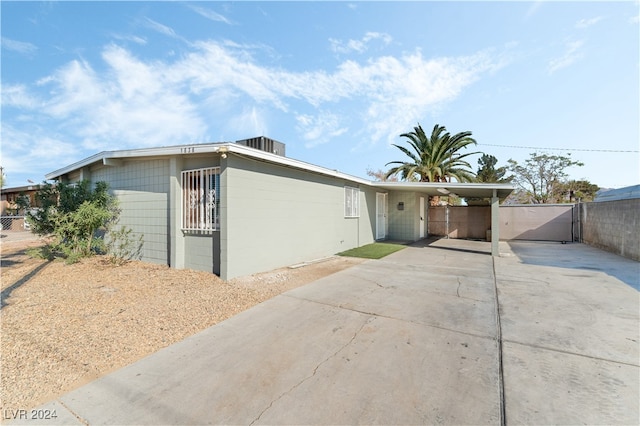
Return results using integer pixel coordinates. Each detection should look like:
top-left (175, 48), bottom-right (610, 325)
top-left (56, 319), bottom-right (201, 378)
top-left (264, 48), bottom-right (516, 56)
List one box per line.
top-left (2, 1), bottom-right (639, 189)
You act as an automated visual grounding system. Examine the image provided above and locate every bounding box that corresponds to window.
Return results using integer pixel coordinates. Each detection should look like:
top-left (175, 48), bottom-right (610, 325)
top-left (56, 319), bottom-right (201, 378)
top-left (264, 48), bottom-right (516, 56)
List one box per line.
top-left (344, 186), bottom-right (360, 217)
top-left (182, 167), bottom-right (220, 232)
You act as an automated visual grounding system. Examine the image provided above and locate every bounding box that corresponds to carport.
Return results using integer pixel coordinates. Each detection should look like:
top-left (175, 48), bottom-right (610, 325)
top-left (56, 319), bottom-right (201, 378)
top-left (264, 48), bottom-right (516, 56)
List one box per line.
top-left (373, 182), bottom-right (514, 256)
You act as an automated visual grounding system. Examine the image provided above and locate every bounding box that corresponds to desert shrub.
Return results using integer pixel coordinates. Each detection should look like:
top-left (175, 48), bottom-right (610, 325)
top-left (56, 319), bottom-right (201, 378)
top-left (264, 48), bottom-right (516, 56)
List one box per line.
top-left (26, 245), bottom-right (56, 261)
top-left (26, 180), bottom-right (118, 263)
top-left (105, 225), bottom-right (144, 265)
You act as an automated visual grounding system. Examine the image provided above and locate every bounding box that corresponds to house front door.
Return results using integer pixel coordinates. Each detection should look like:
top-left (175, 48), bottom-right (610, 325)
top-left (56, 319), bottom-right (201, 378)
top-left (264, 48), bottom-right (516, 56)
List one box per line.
top-left (376, 193), bottom-right (387, 240)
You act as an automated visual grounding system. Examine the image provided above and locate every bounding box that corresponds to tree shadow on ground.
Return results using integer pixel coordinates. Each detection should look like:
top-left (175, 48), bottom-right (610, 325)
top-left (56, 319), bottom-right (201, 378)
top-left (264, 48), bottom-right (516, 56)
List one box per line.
top-left (1, 249), bottom-right (32, 268)
top-left (1, 259), bottom-right (52, 309)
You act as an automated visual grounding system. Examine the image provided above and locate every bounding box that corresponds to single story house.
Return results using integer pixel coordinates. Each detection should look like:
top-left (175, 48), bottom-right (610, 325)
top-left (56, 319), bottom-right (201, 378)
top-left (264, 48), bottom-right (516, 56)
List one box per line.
top-left (46, 137), bottom-right (514, 280)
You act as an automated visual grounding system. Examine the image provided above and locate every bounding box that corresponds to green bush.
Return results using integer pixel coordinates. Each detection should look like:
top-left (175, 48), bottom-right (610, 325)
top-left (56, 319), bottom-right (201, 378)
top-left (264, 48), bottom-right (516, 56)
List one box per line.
top-left (26, 180), bottom-right (119, 263)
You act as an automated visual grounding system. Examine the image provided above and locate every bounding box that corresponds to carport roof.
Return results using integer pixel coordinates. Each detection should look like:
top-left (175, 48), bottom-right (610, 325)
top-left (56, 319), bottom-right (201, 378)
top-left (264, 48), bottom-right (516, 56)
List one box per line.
top-left (372, 182), bottom-right (514, 199)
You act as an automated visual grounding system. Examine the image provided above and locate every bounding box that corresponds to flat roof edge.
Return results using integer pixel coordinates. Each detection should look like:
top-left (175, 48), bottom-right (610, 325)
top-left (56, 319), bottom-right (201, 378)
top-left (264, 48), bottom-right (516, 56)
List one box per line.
top-left (44, 142), bottom-right (371, 186)
top-left (44, 143), bottom-right (514, 198)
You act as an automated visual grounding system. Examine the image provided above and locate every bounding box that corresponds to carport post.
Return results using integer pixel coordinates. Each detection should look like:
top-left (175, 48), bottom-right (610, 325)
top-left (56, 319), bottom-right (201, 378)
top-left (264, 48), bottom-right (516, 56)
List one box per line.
top-left (491, 189), bottom-right (500, 256)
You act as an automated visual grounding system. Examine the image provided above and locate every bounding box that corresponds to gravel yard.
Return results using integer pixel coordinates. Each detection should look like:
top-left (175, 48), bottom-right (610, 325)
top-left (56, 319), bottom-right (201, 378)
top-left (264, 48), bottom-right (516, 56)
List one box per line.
top-left (0, 236), bottom-right (363, 413)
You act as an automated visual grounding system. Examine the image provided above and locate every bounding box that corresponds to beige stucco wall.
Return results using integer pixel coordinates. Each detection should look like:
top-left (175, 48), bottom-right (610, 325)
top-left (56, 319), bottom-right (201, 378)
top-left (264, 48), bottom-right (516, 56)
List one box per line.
top-left (500, 205), bottom-right (574, 241)
top-left (428, 205), bottom-right (575, 242)
top-left (428, 206), bottom-right (491, 239)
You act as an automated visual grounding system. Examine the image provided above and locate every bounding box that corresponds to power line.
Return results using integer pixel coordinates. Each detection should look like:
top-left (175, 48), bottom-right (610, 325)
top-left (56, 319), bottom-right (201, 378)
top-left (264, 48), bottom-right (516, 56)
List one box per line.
top-left (477, 143), bottom-right (639, 153)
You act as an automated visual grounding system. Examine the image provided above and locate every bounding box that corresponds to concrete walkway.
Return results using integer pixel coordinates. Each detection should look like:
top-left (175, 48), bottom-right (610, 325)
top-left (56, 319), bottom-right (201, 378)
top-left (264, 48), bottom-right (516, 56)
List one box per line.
top-left (10, 239), bottom-right (639, 425)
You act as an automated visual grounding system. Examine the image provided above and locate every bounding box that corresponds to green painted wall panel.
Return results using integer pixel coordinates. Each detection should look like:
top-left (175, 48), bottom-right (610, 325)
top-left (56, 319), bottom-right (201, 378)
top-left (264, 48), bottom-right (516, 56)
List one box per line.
top-left (91, 159), bottom-right (170, 265)
top-left (387, 191), bottom-right (422, 242)
top-left (220, 155), bottom-right (375, 280)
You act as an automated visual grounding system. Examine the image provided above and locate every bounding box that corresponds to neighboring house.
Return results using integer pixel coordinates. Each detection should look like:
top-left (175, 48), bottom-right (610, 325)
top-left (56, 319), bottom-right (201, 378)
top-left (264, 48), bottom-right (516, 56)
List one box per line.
top-left (594, 185), bottom-right (640, 202)
top-left (46, 137), bottom-right (513, 280)
top-left (1, 184), bottom-right (43, 230)
top-left (0, 184), bottom-right (42, 216)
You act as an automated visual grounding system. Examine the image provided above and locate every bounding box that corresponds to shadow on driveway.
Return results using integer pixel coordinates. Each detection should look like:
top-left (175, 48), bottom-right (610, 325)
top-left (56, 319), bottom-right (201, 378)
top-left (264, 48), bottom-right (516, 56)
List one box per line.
top-left (507, 240), bottom-right (639, 290)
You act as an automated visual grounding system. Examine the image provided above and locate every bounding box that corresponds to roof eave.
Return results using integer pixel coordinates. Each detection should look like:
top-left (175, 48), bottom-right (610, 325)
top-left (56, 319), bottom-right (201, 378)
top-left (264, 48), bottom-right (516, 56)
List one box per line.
top-left (44, 142), bottom-right (372, 186)
top-left (371, 182), bottom-right (515, 199)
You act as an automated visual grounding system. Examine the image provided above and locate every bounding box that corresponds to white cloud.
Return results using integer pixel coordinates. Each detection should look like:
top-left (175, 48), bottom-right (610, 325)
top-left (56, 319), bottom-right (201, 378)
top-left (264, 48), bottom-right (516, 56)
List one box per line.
top-left (548, 40), bottom-right (584, 74)
top-left (575, 16), bottom-right (603, 29)
top-left (296, 112), bottom-right (348, 147)
top-left (5, 39), bottom-right (505, 175)
top-left (144, 18), bottom-right (178, 38)
top-left (1, 37), bottom-right (37, 55)
top-left (330, 32), bottom-right (392, 54)
top-left (631, 14), bottom-right (640, 24)
top-left (34, 45), bottom-right (205, 149)
top-left (1, 84), bottom-right (40, 108)
top-left (111, 33), bottom-right (147, 45)
top-left (0, 123), bottom-right (78, 178)
top-left (189, 5), bottom-right (233, 25)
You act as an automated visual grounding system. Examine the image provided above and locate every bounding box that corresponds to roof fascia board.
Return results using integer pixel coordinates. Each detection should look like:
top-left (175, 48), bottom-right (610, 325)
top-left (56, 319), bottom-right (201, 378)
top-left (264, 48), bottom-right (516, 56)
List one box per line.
top-left (45, 143), bottom-right (229, 180)
top-left (45, 142), bottom-right (372, 186)
top-left (44, 142), bottom-right (514, 198)
top-left (225, 144), bottom-right (371, 186)
top-left (371, 181), bottom-right (515, 198)
top-left (1, 184), bottom-right (43, 193)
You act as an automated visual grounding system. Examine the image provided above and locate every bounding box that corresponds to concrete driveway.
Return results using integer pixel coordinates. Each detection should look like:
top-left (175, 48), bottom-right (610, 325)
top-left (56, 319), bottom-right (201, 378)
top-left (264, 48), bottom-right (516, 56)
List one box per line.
top-left (11, 239), bottom-right (639, 425)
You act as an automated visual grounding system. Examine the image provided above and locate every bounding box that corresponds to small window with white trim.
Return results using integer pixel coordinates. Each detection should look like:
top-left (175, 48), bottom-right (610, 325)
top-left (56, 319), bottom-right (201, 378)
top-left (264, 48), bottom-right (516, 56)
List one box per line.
top-left (182, 167), bottom-right (220, 232)
top-left (344, 186), bottom-right (360, 218)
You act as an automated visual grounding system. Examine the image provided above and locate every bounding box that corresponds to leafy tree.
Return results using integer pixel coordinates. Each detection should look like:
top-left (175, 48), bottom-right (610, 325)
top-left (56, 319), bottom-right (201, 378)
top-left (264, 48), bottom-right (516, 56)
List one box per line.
top-left (552, 179), bottom-right (599, 202)
top-left (506, 152), bottom-right (584, 204)
top-left (464, 155), bottom-right (512, 205)
top-left (385, 124), bottom-right (479, 183)
top-left (26, 182), bottom-right (62, 236)
top-left (27, 180), bottom-right (118, 262)
top-left (476, 154), bottom-right (511, 183)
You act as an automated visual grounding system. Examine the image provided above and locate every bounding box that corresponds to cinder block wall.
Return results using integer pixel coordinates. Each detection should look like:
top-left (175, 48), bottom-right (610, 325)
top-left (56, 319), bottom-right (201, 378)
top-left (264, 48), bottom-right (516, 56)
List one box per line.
top-left (387, 191), bottom-right (420, 241)
top-left (580, 199), bottom-right (639, 261)
top-left (91, 159), bottom-right (170, 265)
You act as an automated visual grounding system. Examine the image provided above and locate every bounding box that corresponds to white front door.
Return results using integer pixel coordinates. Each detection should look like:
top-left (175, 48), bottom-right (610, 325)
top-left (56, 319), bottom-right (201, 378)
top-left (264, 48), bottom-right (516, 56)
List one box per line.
top-left (419, 196), bottom-right (425, 238)
top-left (376, 193), bottom-right (387, 240)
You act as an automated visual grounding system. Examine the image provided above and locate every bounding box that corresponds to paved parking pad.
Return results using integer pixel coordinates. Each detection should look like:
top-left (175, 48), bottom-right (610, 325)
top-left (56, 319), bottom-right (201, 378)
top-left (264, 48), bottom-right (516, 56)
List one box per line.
top-left (497, 241), bottom-right (639, 425)
top-left (11, 239), bottom-right (639, 425)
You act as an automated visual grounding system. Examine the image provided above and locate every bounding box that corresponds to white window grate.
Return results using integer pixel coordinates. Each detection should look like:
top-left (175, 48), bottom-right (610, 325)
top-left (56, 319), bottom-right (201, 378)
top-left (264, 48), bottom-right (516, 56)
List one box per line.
top-left (182, 167), bottom-right (220, 232)
top-left (344, 186), bottom-right (360, 218)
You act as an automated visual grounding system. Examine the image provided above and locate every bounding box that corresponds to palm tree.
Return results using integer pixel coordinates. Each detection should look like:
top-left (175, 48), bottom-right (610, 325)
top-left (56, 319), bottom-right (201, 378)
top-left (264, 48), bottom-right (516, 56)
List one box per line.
top-left (385, 124), bottom-right (479, 182)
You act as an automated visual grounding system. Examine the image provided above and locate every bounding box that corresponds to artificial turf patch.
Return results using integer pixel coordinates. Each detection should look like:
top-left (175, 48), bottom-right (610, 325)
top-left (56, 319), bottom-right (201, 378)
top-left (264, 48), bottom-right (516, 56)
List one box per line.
top-left (338, 242), bottom-right (406, 259)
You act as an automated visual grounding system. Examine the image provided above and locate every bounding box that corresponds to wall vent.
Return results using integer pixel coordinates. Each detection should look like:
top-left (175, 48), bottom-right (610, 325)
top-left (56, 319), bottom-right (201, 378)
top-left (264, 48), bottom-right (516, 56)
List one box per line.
top-left (236, 136), bottom-right (286, 157)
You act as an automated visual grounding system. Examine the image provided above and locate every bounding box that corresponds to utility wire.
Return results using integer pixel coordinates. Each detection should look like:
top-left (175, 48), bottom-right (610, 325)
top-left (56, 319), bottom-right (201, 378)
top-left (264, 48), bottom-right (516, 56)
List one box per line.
top-left (477, 143), bottom-right (639, 153)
